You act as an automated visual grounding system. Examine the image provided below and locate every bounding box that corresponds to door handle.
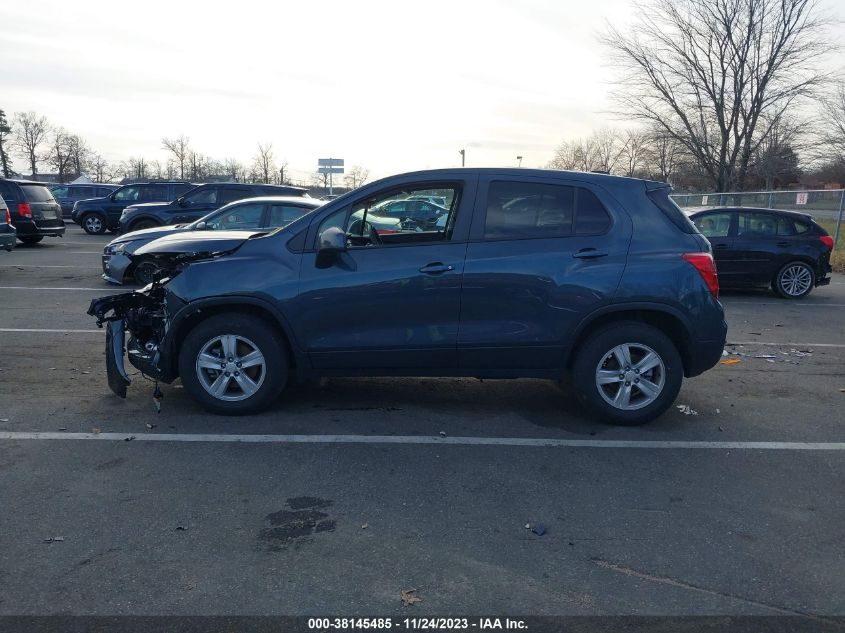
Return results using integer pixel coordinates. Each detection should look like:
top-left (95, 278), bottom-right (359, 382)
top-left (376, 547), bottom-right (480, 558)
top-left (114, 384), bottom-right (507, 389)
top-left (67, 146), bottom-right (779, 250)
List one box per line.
top-left (419, 262), bottom-right (454, 274)
top-left (776, 241), bottom-right (790, 247)
top-left (573, 248), bottom-right (608, 259)
top-left (712, 243), bottom-right (730, 250)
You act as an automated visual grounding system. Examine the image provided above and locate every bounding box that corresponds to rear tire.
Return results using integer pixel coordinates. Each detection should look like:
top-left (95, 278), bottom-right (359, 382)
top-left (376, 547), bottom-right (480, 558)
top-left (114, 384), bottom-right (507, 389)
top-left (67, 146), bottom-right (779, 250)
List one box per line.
top-left (572, 322), bottom-right (683, 426)
top-left (82, 213), bottom-right (107, 235)
top-left (773, 261), bottom-right (814, 299)
top-left (178, 314), bottom-right (288, 415)
top-left (18, 236), bottom-right (44, 244)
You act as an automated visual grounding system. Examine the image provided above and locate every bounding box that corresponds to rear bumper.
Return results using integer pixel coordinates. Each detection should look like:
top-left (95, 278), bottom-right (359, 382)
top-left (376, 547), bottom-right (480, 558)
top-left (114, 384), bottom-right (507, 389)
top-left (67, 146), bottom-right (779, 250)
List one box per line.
top-left (14, 219), bottom-right (66, 238)
top-left (685, 332), bottom-right (727, 377)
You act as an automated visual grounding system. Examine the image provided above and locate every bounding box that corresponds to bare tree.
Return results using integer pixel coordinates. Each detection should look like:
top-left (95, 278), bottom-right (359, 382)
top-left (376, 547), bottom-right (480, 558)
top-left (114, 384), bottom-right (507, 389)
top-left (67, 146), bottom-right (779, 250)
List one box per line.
top-left (224, 158), bottom-right (244, 182)
top-left (619, 129), bottom-right (649, 177)
top-left (343, 165), bottom-right (370, 190)
top-left (546, 137), bottom-right (599, 172)
top-left (126, 157), bottom-right (147, 180)
top-left (162, 135), bottom-right (191, 179)
top-left (43, 127), bottom-right (73, 182)
top-left (643, 126), bottom-right (685, 184)
top-left (251, 143), bottom-right (275, 183)
top-left (750, 115), bottom-right (804, 188)
top-left (602, 0), bottom-right (832, 191)
top-left (13, 112), bottom-right (49, 177)
top-left (311, 170), bottom-right (330, 189)
top-left (0, 110), bottom-right (12, 177)
top-left (278, 159), bottom-right (289, 185)
top-left (66, 134), bottom-right (91, 178)
top-left (89, 154), bottom-right (111, 182)
top-left (819, 82), bottom-right (845, 166)
top-left (592, 128), bottom-right (626, 173)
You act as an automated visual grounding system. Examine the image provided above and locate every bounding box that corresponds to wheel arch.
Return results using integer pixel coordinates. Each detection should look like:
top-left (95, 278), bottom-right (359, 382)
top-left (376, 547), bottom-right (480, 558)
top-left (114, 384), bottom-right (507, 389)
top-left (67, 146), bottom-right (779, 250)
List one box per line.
top-left (128, 215), bottom-right (163, 231)
top-left (566, 303), bottom-right (696, 377)
top-left (165, 296), bottom-right (304, 379)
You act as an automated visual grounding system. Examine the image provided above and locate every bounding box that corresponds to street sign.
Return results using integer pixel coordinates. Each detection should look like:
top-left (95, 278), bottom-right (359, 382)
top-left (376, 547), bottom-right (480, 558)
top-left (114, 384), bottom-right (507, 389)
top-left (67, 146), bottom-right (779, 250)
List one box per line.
top-left (318, 167), bottom-right (344, 174)
top-left (317, 158), bottom-right (345, 196)
top-left (796, 192), bottom-right (808, 205)
top-left (318, 158), bottom-right (344, 167)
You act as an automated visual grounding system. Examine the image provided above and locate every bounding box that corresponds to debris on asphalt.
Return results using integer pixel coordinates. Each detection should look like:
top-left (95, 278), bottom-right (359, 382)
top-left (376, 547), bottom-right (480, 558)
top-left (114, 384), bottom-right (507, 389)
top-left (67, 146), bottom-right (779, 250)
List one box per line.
top-left (0, 418), bottom-right (8, 423)
top-left (146, 423), bottom-right (157, 430)
top-left (91, 427), bottom-right (101, 434)
top-left (721, 350), bottom-right (729, 357)
top-left (531, 523), bottom-right (547, 536)
top-left (839, 388), bottom-right (845, 393)
top-left (124, 435), bottom-right (136, 442)
top-left (361, 523), bottom-right (368, 529)
top-left (58, 427), bottom-right (67, 431)
top-left (718, 426), bottom-right (724, 432)
top-left (716, 409), bottom-right (721, 414)
top-left (438, 431), bottom-right (446, 438)
top-left (676, 405), bottom-right (698, 415)
top-left (400, 589), bottom-right (422, 606)
top-left (175, 525), bottom-right (188, 531)
top-left (525, 523), bottom-right (531, 530)
top-left (752, 354), bottom-right (777, 359)
top-left (43, 537), bottom-right (64, 543)
top-left (720, 359), bottom-right (741, 365)
top-left (48, 367), bottom-right (56, 370)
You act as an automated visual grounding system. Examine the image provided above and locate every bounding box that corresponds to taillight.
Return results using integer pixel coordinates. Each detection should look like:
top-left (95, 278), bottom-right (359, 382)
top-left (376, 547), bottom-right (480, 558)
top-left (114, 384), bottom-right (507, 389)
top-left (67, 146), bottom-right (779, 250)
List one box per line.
top-left (18, 202), bottom-right (32, 219)
top-left (4, 208), bottom-right (10, 224)
top-left (682, 252), bottom-right (719, 299)
top-left (820, 235), bottom-right (834, 250)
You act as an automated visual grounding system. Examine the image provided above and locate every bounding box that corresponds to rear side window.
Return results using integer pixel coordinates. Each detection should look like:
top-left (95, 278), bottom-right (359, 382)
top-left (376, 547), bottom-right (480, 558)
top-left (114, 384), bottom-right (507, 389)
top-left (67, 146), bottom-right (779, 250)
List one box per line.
top-left (74, 186), bottom-right (94, 198)
top-left (647, 187), bottom-right (697, 234)
top-left (173, 183), bottom-right (194, 196)
top-left (737, 212), bottom-right (778, 237)
top-left (484, 181), bottom-right (611, 239)
top-left (793, 220), bottom-right (811, 235)
top-left (220, 187), bottom-right (248, 204)
top-left (143, 184), bottom-right (169, 201)
top-left (269, 204), bottom-right (312, 226)
top-left (52, 186), bottom-right (69, 198)
top-left (96, 187), bottom-right (114, 196)
top-left (693, 212), bottom-right (732, 237)
top-left (20, 185), bottom-right (56, 203)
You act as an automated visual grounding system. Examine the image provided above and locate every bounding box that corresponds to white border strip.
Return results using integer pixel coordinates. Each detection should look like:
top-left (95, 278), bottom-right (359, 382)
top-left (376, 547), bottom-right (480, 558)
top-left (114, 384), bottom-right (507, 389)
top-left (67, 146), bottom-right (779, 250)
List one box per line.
top-left (0, 286), bottom-right (120, 291)
top-left (1, 431), bottom-right (844, 450)
top-left (0, 328), bottom-right (101, 333)
top-left (725, 302), bottom-right (845, 308)
top-left (0, 264), bottom-right (100, 269)
top-left (727, 341), bottom-right (845, 348)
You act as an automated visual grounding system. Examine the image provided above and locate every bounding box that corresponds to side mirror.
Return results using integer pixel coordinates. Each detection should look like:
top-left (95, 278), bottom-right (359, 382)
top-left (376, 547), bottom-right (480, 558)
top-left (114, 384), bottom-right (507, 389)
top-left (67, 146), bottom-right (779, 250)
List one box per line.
top-left (178, 198), bottom-right (189, 207)
top-left (318, 227), bottom-right (347, 253)
top-left (195, 221), bottom-right (207, 230)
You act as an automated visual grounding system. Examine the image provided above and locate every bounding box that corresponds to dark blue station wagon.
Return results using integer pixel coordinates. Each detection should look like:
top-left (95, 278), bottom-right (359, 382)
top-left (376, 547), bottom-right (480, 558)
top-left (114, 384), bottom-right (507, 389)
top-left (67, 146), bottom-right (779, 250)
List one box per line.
top-left (90, 168), bottom-right (727, 425)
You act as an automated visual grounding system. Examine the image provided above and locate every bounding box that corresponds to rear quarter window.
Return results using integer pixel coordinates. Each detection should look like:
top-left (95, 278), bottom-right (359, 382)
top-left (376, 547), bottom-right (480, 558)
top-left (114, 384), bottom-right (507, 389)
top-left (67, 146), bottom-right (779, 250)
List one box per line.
top-left (647, 187), bottom-right (697, 234)
top-left (20, 185), bottom-right (56, 203)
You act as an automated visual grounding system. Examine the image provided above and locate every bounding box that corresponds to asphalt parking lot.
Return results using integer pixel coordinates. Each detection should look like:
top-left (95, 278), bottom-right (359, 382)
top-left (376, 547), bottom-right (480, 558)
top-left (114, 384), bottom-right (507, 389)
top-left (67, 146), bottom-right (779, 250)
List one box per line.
top-left (1, 226), bottom-right (843, 618)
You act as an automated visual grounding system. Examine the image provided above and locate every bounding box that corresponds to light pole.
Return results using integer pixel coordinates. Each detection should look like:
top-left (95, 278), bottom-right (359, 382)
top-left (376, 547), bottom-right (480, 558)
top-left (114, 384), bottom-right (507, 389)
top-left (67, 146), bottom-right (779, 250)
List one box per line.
top-left (459, 149), bottom-right (465, 167)
top-left (517, 155), bottom-right (523, 167)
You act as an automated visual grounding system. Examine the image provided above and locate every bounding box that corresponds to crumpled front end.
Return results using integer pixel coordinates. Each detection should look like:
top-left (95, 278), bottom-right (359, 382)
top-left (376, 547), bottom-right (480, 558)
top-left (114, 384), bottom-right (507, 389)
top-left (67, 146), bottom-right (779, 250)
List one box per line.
top-left (87, 282), bottom-right (176, 397)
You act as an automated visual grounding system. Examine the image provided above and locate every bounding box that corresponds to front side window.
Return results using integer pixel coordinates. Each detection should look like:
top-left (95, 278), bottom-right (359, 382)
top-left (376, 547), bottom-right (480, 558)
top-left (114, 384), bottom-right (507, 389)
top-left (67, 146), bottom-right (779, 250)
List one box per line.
top-left (693, 212), bottom-right (732, 238)
top-left (74, 186), bottom-right (94, 198)
top-left (183, 187), bottom-right (217, 205)
top-left (316, 185), bottom-right (460, 248)
top-left (113, 186), bottom-right (140, 202)
top-left (206, 202), bottom-right (265, 230)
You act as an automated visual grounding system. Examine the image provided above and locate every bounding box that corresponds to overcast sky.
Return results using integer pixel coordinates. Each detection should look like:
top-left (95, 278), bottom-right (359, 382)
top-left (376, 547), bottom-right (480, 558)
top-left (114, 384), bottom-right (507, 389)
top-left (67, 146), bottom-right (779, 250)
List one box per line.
top-left (1, 0), bottom-right (842, 182)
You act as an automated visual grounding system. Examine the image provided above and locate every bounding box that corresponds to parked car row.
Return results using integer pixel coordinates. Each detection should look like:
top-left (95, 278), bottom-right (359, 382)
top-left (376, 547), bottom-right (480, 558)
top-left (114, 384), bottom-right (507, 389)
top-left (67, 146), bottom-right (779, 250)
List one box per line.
top-left (0, 178), bottom-right (66, 244)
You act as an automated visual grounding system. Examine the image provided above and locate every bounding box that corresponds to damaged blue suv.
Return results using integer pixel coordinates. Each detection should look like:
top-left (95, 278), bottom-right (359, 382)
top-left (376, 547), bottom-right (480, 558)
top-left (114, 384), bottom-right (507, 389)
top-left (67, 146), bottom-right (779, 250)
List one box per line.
top-left (89, 168), bottom-right (727, 425)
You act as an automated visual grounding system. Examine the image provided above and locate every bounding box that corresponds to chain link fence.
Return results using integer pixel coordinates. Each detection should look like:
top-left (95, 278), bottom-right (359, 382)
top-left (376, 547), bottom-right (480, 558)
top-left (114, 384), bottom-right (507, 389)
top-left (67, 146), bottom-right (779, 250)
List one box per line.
top-left (671, 189), bottom-right (845, 247)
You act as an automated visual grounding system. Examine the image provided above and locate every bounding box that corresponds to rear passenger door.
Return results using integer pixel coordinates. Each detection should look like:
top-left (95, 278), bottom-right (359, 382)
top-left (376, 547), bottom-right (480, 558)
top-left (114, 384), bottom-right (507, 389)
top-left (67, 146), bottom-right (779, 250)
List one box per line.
top-left (733, 211), bottom-right (783, 285)
top-left (458, 176), bottom-right (631, 371)
top-left (691, 211), bottom-right (741, 284)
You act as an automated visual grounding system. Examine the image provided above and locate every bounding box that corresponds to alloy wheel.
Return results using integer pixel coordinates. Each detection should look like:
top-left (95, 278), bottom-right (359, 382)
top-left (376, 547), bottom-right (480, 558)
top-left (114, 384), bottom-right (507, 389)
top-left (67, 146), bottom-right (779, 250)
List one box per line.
top-left (595, 343), bottom-right (666, 411)
top-left (195, 334), bottom-right (266, 401)
top-left (84, 215), bottom-right (103, 233)
top-left (779, 264), bottom-right (813, 297)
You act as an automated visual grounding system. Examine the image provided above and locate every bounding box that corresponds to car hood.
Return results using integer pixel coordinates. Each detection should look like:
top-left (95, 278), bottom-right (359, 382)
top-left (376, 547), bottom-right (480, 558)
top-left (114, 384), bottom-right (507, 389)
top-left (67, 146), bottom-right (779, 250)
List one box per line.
top-left (110, 224), bottom-right (187, 244)
top-left (133, 230), bottom-right (262, 258)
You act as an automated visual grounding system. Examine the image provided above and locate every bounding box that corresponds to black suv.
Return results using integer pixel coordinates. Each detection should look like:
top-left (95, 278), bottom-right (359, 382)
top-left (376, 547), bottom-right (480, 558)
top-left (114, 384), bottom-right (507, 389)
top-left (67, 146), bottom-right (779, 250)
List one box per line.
top-left (117, 183), bottom-right (309, 234)
top-left (72, 181), bottom-right (195, 234)
top-left (91, 168), bottom-right (727, 425)
top-left (0, 179), bottom-right (65, 244)
top-left (50, 183), bottom-right (119, 218)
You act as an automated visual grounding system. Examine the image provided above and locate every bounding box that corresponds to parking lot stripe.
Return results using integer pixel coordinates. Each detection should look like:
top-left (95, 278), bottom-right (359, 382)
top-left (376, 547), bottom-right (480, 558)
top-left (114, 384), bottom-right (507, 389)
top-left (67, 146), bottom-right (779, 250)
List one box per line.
top-left (0, 328), bottom-right (101, 333)
top-left (727, 341), bottom-right (845, 348)
top-left (0, 286), bottom-right (120, 291)
top-left (1, 431), bottom-right (844, 450)
top-left (0, 264), bottom-right (100, 269)
top-left (724, 301), bottom-right (845, 308)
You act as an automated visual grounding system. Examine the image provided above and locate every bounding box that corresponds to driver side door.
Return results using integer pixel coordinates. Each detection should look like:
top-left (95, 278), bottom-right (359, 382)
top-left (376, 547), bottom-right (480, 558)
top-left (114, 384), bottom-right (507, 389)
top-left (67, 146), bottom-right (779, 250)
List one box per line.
top-left (291, 178), bottom-right (477, 371)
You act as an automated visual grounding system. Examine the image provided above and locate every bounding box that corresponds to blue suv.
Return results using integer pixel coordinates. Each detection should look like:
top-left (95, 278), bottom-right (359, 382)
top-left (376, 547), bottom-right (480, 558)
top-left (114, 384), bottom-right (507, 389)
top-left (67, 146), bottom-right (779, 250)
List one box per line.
top-left (89, 168), bottom-right (727, 425)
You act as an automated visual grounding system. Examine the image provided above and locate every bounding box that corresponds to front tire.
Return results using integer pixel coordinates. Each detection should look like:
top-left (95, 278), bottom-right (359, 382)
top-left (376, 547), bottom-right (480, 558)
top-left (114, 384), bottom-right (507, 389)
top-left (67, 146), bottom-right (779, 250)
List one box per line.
top-left (82, 213), bottom-right (107, 235)
top-left (178, 314), bottom-right (288, 415)
top-left (132, 258), bottom-right (160, 285)
top-left (130, 219), bottom-right (160, 232)
top-left (572, 322), bottom-right (683, 426)
top-left (773, 261), bottom-right (814, 299)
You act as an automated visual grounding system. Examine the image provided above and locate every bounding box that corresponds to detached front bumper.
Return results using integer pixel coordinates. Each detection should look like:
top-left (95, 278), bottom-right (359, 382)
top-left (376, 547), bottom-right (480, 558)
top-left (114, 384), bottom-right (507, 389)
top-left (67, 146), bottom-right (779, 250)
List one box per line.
top-left (88, 288), bottom-right (174, 398)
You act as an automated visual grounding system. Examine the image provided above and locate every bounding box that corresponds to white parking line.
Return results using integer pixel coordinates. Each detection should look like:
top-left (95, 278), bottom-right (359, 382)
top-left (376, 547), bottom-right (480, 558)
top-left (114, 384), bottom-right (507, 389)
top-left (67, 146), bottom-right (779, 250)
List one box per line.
top-left (0, 286), bottom-right (120, 291)
top-left (0, 264), bottom-right (100, 269)
top-left (0, 328), bottom-right (101, 333)
top-left (727, 341), bottom-right (845, 348)
top-left (1, 431), bottom-right (843, 450)
top-left (724, 302), bottom-right (845, 308)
